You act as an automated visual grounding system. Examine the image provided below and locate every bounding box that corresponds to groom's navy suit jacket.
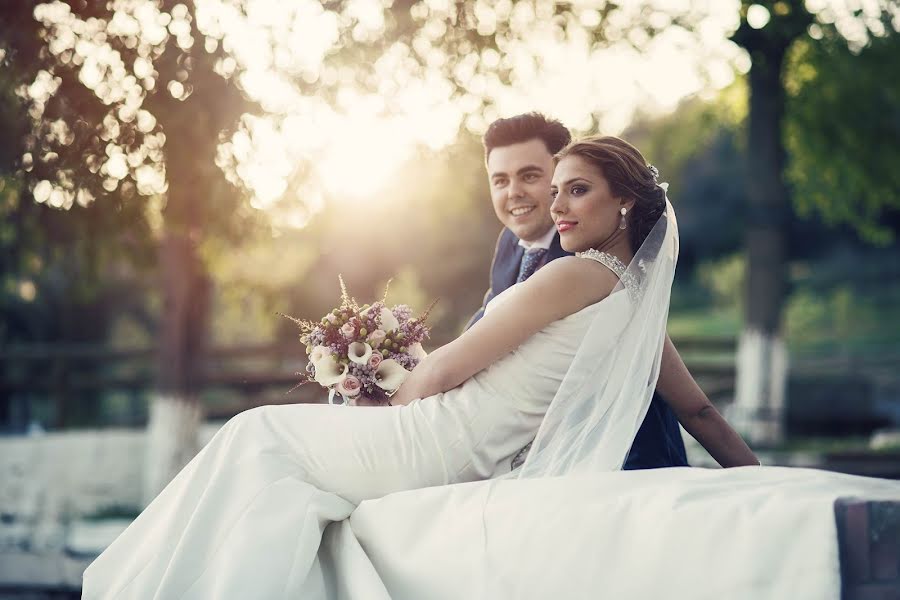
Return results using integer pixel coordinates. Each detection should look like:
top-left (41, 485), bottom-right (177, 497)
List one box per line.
top-left (467, 228), bottom-right (688, 470)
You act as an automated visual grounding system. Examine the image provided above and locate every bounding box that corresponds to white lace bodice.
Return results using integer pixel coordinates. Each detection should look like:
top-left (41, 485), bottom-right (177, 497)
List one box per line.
top-left (576, 249), bottom-right (641, 297)
top-left (575, 248), bottom-right (627, 278)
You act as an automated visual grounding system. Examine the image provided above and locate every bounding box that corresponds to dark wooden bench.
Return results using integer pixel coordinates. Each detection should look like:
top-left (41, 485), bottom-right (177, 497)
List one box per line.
top-left (837, 498), bottom-right (900, 599)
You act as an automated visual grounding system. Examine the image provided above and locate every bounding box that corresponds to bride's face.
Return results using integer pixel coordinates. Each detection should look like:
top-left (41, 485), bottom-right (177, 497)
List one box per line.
top-left (550, 155), bottom-right (633, 252)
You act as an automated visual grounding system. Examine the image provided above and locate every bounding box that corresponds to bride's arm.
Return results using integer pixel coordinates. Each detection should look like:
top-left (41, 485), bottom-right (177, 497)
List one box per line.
top-left (389, 258), bottom-right (617, 406)
top-left (657, 336), bottom-right (760, 467)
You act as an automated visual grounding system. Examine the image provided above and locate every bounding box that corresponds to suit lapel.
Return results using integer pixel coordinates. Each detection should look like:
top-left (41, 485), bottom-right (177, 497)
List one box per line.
top-left (493, 229), bottom-right (571, 296)
top-left (502, 234), bottom-right (525, 290)
top-left (492, 229), bottom-right (524, 295)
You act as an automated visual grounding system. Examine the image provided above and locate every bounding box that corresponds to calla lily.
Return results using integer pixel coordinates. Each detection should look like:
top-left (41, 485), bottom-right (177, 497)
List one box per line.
top-left (312, 353), bottom-right (348, 387)
top-left (362, 305), bottom-right (400, 332)
top-left (408, 342), bottom-right (427, 360)
top-left (347, 342), bottom-right (373, 365)
top-left (374, 359), bottom-right (411, 391)
top-left (379, 308), bottom-right (400, 332)
top-left (309, 345), bottom-right (330, 365)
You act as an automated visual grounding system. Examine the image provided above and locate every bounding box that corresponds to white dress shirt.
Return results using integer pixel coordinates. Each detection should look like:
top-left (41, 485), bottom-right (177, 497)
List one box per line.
top-left (517, 225), bottom-right (556, 252)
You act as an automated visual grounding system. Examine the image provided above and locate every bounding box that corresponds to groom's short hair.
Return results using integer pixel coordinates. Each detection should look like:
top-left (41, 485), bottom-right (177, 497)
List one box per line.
top-left (483, 112), bottom-right (571, 160)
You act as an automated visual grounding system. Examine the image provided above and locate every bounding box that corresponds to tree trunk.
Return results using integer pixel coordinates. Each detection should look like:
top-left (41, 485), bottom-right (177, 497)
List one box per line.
top-left (733, 39), bottom-right (791, 446)
top-left (143, 393), bottom-right (203, 504)
top-left (143, 218), bottom-right (211, 504)
top-left (137, 8), bottom-right (246, 503)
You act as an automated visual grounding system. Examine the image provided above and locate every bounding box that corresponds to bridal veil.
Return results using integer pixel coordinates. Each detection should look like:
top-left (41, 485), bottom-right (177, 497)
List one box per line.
top-left (518, 190), bottom-right (679, 478)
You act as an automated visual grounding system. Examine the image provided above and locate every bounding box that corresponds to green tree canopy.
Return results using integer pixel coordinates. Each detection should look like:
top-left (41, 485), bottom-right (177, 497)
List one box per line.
top-left (785, 29), bottom-right (900, 245)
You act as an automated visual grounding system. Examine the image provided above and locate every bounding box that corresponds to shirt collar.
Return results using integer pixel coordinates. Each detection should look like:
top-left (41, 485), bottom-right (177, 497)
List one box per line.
top-left (517, 225), bottom-right (556, 251)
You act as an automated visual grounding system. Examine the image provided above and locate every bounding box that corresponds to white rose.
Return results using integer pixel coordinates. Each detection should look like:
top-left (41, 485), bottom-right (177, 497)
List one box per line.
top-left (367, 329), bottom-right (387, 346)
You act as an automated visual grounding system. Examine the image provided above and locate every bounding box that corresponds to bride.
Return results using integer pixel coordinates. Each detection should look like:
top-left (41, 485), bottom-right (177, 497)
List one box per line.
top-left (82, 136), bottom-right (899, 599)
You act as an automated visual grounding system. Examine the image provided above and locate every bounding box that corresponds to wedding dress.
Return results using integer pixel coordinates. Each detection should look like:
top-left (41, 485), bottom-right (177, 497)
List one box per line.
top-left (82, 199), bottom-right (900, 599)
top-left (81, 270), bottom-right (629, 599)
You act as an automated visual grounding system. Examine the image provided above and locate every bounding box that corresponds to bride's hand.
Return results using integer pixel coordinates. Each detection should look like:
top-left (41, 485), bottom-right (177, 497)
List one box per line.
top-left (390, 353), bottom-right (444, 406)
top-left (387, 385), bottom-right (417, 406)
top-left (388, 364), bottom-right (437, 406)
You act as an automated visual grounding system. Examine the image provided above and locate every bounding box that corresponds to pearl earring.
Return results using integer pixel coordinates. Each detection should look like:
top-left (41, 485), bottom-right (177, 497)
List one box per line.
top-left (619, 207), bottom-right (627, 230)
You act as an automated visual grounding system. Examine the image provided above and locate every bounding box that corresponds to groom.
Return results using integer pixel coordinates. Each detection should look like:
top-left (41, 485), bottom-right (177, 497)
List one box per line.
top-left (467, 112), bottom-right (689, 470)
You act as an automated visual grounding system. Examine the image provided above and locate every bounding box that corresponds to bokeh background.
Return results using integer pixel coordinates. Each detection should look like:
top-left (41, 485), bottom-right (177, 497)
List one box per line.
top-left (1, 0), bottom-right (899, 595)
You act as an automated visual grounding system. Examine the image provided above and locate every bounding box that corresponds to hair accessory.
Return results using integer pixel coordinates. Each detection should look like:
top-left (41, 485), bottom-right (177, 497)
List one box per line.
top-left (648, 164), bottom-right (659, 182)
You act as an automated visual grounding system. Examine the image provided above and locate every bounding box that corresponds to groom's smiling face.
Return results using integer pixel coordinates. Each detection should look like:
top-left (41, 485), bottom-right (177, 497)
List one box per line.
top-left (486, 138), bottom-right (556, 242)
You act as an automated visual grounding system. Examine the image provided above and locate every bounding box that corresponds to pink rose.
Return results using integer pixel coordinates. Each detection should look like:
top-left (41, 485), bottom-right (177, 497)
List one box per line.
top-left (325, 313), bottom-right (337, 324)
top-left (368, 329), bottom-right (386, 346)
top-left (341, 322), bottom-right (355, 338)
top-left (337, 375), bottom-right (361, 398)
top-left (368, 353), bottom-right (383, 369)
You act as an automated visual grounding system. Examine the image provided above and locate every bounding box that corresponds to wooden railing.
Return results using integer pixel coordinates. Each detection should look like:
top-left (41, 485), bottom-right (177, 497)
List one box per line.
top-left (0, 336), bottom-right (740, 390)
top-left (0, 342), bottom-right (318, 427)
top-left (0, 342), bottom-right (306, 393)
top-left (7, 336), bottom-right (900, 430)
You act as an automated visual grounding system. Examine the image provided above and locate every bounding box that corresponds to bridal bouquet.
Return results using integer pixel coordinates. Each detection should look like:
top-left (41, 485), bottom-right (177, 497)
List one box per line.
top-left (283, 277), bottom-right (435, 406)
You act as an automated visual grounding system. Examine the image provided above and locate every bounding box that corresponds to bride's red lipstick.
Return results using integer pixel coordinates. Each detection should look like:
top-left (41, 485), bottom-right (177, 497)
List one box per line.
top-left (557, 221), bottom-right (576, 233)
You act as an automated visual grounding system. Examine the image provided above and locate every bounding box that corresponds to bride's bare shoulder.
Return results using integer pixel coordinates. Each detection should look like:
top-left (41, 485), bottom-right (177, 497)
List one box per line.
top-left (527, 256), bottom-right (620, 307)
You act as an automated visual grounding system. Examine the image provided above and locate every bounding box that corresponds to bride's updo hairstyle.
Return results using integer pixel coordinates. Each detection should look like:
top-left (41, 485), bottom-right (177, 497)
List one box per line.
top-left (555, 135), bottom-right (665, 254)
